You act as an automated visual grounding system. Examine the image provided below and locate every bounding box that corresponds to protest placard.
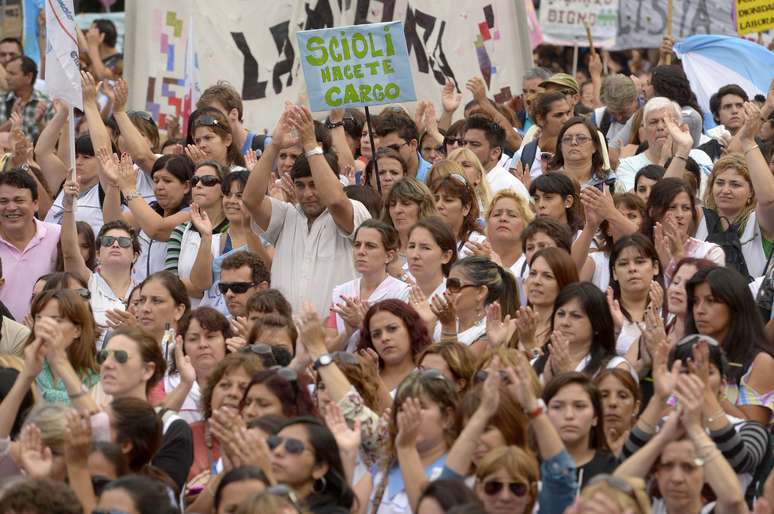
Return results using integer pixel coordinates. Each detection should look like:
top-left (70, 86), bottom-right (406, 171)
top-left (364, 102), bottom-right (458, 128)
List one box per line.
top-left (736, 0), bottom-right (774, 34)
top-left (538, 0), bottom-right (619, 48)
top-left (124, 0), bottom-right (533, 132)
top-left (297, 21), bottom-right (416, 112)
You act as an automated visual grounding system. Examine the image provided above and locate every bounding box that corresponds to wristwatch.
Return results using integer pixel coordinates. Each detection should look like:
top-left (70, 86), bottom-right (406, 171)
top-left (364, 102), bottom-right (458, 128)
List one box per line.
top-left (325, 120), bottom-right (344, 129)
top-left (313, 353), bottom-right (334, 370)
top-left (526, 399), bottom-right (546, 419)
top-left (305, 146), bottom-right (324, 158)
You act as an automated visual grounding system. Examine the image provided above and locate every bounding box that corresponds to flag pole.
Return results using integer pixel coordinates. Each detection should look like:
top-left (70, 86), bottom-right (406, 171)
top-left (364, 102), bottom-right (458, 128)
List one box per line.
top-left (69, 106), bottom-right (76, 182)
top-left (666, 0), bottom-right (673, 64)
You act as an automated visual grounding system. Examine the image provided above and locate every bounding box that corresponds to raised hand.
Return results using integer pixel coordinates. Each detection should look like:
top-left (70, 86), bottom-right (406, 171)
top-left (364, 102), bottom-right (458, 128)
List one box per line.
top-left (278, 173), bottom-right (297, 204)
top-left (80, 71), bottom-right (100, 105)
top-left (441, 79), bottom-right (462, 114)
top-left (395, 397), bottom-right (422, 449)
top-left (62, 178), bottom-right (80, 211)
top-left (323, 402), bottom-right (361, 457)
top-left (230, 316), bottom-right (249, 339)
top-left (408, 285), bottom-right (437, 327)
top-left (332, 295), bottom-right (368, 331)
top-left (357, 347), bottom-right (381, 379)
top-left (64, 409), bottom-right (92, 466)
top-left (653, 340), bottom-right (681, 401)
top-left (286, 104), bottom-right (317, 147)
top-left (738, 101), bottom-right (765, 144)
top-left (22, 336), bottom-right (48, 380)
top-left (185, 144), bottom-right (207, 165)
top-left (19, 423), bottom-right (53, 478)
top-left (270, 104), bottom-right (301, 149)
top-left (244, 149), bottom-right (259, 172)
top-left (514, 306), bottom-right (538, 351)
top-left (675, 372), bottom-right (704, 431)
top-left (105, 308), bottom-right (137, 328)
top-left (429, 291), bottom-right (457, 327)
top-left (96, 147), bottom-right (120, 185)
top-left (465, 76), bottom-right (488, 103)
top-left (112, 79), bottom-right (129, 112)
top-left (117, 152), bottom-right (137, 191)
top-left (547, 330), bottom-right (573, 376)
top-left (665, 118), bottom-right (693, 153)
top-left (414, 100), bottom-right (430, 134)
top-left (687, 340), bottom-right (711, 388)
top-left (174, 335), bottom-right (197, 385)
top-left (580, 186), bottom-right (607, 228)
top-left (189, 203), bottom-right (213, 236)
top-left (502, 352), bottom-right (539, 411)
top-left (485, 302), bottom-right (517, 347)
top-left (606, 287), bottom-right (624, 336)
top-left (297, 301), bottom-right (328, 357)
top-left (478, 366), bottom-right (501, 418)
top-left (640, 303), bottom-right (666, 360)
top-left (588, 52), bottom-right (603, 78)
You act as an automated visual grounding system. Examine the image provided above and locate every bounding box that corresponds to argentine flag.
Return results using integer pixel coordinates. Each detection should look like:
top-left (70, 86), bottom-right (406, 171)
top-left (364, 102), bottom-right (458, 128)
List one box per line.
top-left (674, 35), bottom-right (774, 115)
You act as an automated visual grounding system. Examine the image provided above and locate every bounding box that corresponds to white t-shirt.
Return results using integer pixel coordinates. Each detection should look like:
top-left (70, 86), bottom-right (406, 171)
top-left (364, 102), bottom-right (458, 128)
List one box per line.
top-left (485, 164), bottom-right (531, 202)
top-left (615, 149), bottom-right (713, 194)
top-left (88, 273), bottom-right (137, 346)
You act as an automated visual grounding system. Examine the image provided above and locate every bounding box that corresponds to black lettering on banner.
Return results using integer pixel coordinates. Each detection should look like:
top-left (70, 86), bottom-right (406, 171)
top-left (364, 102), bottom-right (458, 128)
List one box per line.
top-left (688, 0), bottom-right (711, 36)
top-left (354, 0), bottom-right (396, 24)
top-left (303, 0), bottom-right (335, 29)
top-left (231, 31), bottom-right (267, 100)
top-left (617, 0), bottom-right (667, 37)
top-left (270, 21), bottom-right (295, 94)
top-left (404, 6), bottom-right (436, 75)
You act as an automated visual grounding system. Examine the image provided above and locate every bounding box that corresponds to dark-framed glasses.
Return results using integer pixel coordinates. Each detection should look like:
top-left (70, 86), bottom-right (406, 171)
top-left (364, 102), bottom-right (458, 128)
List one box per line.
top-left (482, 480), bottom-right (529, 497)
top-left (96, 349), bottom-right (129, 364)
top-left (100, 236), bottom-right (132, 248)
top-left (190, 175), bottom-right (221, 187)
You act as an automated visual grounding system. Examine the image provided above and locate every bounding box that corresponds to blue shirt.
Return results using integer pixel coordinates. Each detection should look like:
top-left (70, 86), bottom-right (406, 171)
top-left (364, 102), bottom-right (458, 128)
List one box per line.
top-left (241, 130), bottom-right (256, 155)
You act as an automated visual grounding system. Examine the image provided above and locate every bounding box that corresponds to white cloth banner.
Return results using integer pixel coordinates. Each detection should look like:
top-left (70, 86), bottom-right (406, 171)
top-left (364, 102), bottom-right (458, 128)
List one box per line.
top-left (44, 0), bottom-right (83, 110)
top-left (538, 0), bottom-right (619, 48)
top-left (123, 0), bottom-right (533, 132)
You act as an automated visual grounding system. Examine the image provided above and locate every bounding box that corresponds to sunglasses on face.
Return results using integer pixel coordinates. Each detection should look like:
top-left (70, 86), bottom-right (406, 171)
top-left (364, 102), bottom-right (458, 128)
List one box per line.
top-left (217, 281), bottom-right (256, 294)
top-left (191, 175), bottom-right (221, 187)
top-left (97, 349), bottom-right (129, 364)
top-left (445, 277), bottom-right (477, 294)
top-left (100, 236), bottom-right (132, 248)
top-left (444, 137), bottom-right (463, 146)
top-left (267, 435), bottom-right (307, 455)
top-left (483, 480), bottom-right (529, 497)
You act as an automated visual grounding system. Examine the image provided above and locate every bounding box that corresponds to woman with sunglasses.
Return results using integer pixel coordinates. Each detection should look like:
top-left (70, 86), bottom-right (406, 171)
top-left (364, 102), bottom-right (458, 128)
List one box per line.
top-left (188, 108), bottom-right (246, 171)
top-left (160, 306), bottom-right (233, 423)
top-left (24, 289), bottom-right (99, 406)
top-left (520, 247), bottom-right (579, 356)
top-left (62, 178), bottom-right (140, 342)
top-left (469, 355), bottom-right (579, 514)
top-left (268, 416), bottom-right (355, 514)
top-left (240, 367), bottom-right (317, 422)
top-left (547, 116), bottom-right (612, 188)
top-left (685, 266), bottom-right (774, 424)
top-left (97, 151), bottom-right (193, 284)
top-left (366, 147), bottom-right (408, 201)
top-left (381, 177), bottom-right (438, 276)
top-left (534, 283), bottom-right (628, 382)
top-left (165, 160), bottom-right (230, 304)
top-left (356, 298), bottom-right (433, 398)
top-left (97, 326), bottom-right (194, 493)
top-left (441, 256), bottom-right (519, 350)
top-left (431, 174), bottom-right (486, 259)
top-left (330, 219), bottom-right (410, 348)
top-left (370, 368), bottom-right (460, 514)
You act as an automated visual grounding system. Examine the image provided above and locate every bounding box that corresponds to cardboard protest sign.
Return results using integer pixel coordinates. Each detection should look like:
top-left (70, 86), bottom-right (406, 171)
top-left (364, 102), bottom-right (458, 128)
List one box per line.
top-left (297, 21), bottom-right (416, 112)
top-left (736, 0), bottom-right (774, 34)
top-left (538, 0), bottom-right (619, 48)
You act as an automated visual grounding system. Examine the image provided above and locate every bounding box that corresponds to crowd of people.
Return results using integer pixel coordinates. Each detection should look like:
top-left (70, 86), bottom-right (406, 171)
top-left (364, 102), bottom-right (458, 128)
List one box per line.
top-left (0, 17), bottom-right (773, 514)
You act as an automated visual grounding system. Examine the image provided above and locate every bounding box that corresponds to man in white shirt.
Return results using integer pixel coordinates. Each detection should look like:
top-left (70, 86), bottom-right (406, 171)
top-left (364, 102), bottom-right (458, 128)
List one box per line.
top-left (463, 115), bottom-right (530, 202)
top-left (242, 104), bottom-right (370, 315)
top-left (616, 97), bottom-right (712, 193)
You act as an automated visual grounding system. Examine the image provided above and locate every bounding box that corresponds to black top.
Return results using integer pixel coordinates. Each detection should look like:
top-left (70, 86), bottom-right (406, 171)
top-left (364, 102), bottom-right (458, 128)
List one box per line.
top-left (152, 417), bottom-right (194, 494)
top-left (576, 449), bottom-right (618, 490)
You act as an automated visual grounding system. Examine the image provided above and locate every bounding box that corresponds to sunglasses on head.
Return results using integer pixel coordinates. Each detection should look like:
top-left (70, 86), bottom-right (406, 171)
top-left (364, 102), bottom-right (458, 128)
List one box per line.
top-left (196, 114), bottom-right (221, 127)
top-left (271, 366), bottom-right (298, 382)
top-left (96, 349), bottom-right (128, 364)
top-left (267, 435), bottom-right (307, 455)
top-left (217, 281), bottom-right (256, 294)
top-left (100, 236), bottom-right (132, 248)
top-left (128, 110), bottom-right (156, 125)
top-left (483, 480), bottom-right (529, 497)
top-left (445, 277), bottom-right (478, 294)
top-left (191, 175), bottom-right (221, 187)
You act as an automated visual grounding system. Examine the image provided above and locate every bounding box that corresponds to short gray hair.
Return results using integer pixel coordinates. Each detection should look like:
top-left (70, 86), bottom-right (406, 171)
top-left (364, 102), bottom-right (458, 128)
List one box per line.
top-left (601, 75), bottom-right (637, 108)
top-left (523, 67), bottom-right (552, 82)
top-left (643, 97), bottom-right (682, 123)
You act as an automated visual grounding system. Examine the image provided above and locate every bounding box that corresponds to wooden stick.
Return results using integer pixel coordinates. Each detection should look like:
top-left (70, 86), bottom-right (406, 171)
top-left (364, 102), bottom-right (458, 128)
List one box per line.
top-left (583, 21), bottom-right (596, 56)
top-left (666, 0), bottom-right (673, 64)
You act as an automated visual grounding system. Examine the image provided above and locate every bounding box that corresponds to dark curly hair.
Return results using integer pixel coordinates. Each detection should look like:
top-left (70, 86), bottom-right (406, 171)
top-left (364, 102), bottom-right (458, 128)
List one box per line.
top-left (357, 299), bottom-right (432, 369)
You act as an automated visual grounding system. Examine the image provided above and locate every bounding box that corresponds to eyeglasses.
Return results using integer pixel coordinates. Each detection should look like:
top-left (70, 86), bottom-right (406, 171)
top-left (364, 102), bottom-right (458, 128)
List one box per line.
top-left (191, 175), bottom-right (221, 187)
top-left (561, 134), bottom-right (592, 145)
top-left (560, 89), bottom-right (577, 97)
top-left (473, 369), bottom-right (511, 385)
top-left (448, 173), bottom-right (468, 185)
top-left (217, 281), bottom-right (256, 294)
top-left (267, 435), bottom-right (308, 455)
top-left (482, 480), bottom-right (529, 497)
top-left (96, 349), bottom-right (129, 364)
top-left (444, 137), bottom-right (463, 147)
top-left (445, 277), bottom-right (478, 294)
top-left (196, 114), bottom-right (221, 127)
top-left (100, 236), bottom-right (132, 248)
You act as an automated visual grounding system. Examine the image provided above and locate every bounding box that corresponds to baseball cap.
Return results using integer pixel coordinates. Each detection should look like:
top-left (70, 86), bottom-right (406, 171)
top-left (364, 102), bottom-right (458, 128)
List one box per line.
top-left (540, 73), bottom-right (580, 95)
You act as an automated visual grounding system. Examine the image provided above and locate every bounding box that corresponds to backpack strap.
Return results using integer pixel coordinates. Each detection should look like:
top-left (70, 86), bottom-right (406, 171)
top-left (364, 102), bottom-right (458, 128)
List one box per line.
top-left (599, 108), bottom-right (613, 136)
top-left (520, 140), bottom-right (539, 172)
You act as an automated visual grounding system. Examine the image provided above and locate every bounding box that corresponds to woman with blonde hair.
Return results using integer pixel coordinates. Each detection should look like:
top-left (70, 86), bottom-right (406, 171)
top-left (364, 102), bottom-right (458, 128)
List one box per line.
top-left (447, 148), bottom-right (494, 210)
top-left (485, 190), bottom-right (535, 285)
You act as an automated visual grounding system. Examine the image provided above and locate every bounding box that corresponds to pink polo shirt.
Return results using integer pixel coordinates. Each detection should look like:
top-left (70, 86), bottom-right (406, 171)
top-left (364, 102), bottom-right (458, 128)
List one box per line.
top-left (0, 219), bottom-right (61, 321)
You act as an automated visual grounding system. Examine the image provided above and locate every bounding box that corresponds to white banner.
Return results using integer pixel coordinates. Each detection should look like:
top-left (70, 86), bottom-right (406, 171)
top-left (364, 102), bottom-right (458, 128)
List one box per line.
top-left (538, 0), bottom-right (619, 48)
top-left (124, 0), bottom-right (533, 133)
top-left (44, 0), bottom-right (82, 110)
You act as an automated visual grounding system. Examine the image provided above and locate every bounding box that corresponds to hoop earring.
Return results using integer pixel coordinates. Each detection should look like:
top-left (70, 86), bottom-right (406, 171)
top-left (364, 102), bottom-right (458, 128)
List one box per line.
top-left (313, 476), bottom-right (327, 493)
